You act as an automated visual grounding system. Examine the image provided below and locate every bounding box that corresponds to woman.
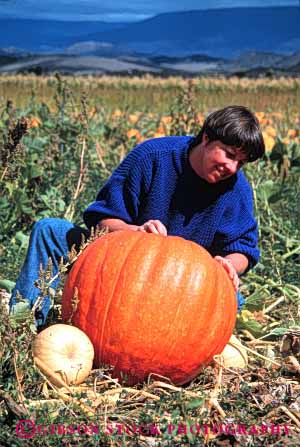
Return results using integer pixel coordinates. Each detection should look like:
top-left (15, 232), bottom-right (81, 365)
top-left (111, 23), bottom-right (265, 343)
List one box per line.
top-left (10, 105), bottom-right (265, 325)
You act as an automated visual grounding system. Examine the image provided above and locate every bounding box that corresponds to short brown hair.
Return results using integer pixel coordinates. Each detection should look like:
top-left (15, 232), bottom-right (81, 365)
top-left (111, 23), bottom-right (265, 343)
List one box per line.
top-left (191, 105), bottom-right (265, 162)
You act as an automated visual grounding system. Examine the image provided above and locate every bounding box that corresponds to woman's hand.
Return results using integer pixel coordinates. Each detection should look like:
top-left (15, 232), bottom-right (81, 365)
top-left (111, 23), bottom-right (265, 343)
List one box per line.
top-left (137, 219), bottom-right (167, 236)
top-left (214, 255), bottom-right (239, 291)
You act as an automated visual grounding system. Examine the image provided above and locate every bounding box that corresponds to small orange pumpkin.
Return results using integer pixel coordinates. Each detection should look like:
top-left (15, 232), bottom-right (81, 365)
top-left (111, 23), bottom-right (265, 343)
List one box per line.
top-left (62, 230), bottom-right (237, 385)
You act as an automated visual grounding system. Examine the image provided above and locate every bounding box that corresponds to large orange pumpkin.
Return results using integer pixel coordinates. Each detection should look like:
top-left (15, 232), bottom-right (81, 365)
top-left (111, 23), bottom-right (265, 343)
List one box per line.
top-left (62, 230), bottom-right (237, 385)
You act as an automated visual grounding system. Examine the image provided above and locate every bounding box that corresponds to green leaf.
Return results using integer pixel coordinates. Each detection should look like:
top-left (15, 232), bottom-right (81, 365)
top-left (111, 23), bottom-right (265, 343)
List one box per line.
top-left (186, 420), bottom-right (197, 443)
top-left (9, 301), bottom-right (32, 324)
top-left (185, 398), bottom-right (204, 410)
top-left (28, 164), bottom-right (43, 180)
top-left (236, 317), bottom-right (264, 338)
top-left (15, 231), bottom-right (29, 247)
top-left (258, 327), bottom-right (290, 339)
top-left (269, 327), bottom-right (289, 335)
top-left (0, 279), bottom-right (15, 292)
top-left (20, 203), bottom-right (34, 216)
top-left (0, 197), bottom-right (9, 210)
top-left (10, 301), bottom-right (30, 315)
top-left (256, 180), bottom-right (281, 202)
top-left (245, 288), bottom-right (270, 310)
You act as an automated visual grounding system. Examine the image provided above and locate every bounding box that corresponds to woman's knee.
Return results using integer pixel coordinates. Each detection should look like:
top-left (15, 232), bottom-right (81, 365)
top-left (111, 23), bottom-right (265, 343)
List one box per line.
top-left (32, 218), bottom-right (70, 236)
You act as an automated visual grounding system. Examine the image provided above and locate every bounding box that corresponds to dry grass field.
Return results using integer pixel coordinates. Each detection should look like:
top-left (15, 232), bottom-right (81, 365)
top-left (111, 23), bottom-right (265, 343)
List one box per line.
top-left (0, 74), bottom-right (300, 447)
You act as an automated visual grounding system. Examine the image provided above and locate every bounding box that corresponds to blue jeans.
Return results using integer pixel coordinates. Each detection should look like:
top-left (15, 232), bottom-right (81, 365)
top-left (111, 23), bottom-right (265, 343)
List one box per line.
top-left (10, 218), bottom-right (245, 326)
top-left (9, 218), bottom-right (89, 326)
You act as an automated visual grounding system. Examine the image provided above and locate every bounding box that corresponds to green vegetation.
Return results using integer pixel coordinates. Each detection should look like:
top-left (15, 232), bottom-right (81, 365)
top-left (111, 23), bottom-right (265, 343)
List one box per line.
top-left (0, 75), bottom-right (300, 447)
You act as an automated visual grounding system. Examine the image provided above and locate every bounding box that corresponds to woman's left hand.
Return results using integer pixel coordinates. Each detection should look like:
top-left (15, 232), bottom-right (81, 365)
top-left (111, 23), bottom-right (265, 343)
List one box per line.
top-left (214, 256), bottom-right (239, 291)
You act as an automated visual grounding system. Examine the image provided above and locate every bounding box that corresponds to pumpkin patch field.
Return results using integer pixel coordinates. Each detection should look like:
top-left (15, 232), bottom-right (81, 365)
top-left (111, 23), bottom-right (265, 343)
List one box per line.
top-left (0, 75), bottom-right (300, 447)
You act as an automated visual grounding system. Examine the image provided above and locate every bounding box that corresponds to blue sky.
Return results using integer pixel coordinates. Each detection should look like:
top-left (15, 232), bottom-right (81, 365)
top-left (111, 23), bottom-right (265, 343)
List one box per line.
top-left (0, 0), bottom-right (298, 21)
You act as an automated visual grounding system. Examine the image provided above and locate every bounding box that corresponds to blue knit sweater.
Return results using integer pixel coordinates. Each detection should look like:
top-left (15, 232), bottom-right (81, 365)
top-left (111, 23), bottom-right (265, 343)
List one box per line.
top-left (83, 136), bottom-right (259, 269)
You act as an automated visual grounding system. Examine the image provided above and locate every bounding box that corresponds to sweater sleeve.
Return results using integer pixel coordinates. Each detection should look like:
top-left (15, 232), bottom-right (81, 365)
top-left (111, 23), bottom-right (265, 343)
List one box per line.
top-left (210, 173), bottom-right (260, 271)
top-left (83, 142), bottom-right (152, 229)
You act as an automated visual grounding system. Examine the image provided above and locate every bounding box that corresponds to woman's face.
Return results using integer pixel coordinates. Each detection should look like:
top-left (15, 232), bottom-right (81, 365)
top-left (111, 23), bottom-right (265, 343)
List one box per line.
top-left (189, 134), bottom-right (248, 183)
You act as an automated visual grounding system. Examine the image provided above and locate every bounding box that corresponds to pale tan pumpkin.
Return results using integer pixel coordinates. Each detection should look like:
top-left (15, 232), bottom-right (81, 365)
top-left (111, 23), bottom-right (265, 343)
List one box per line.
top-left (32, 324), bottom-right (94, 386)
top-left (218, 334), bottom-right (248, 368)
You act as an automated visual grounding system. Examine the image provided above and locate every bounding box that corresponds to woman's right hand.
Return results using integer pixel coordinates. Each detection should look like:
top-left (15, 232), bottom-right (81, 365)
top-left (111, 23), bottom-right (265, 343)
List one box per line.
top-left (137, 219), bottom-right (167, 236)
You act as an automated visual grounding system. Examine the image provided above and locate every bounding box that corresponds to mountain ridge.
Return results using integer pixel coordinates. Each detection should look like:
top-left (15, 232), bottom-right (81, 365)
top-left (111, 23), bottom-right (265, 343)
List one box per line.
top-left (1, 7), bottom-right (300, 58)
top-left (75, 7), bottom-right (300, 58)
top-left (1, 7), bottom-right (300, 76)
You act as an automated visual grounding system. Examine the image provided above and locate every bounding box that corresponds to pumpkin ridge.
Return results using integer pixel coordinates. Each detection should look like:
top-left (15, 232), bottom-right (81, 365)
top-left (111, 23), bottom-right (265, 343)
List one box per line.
top-left (97, 231), bottom-right (146, 365)
top-left (74, 236), bottom-right (110, 336)
top-left (167, 243), bottom-right (217, 381)
top-left (78, 231), bottom-right (128, 364)
top-left (132, 237), bottom-right (210, 381)
top-left (109, 232), bottom-right (167, 375)
top-left (194, 260), bottom-right (223, 365)
top-left (201, 260), bottom-right (236, 360)
top-left (132, 236), bottom-right (174, 372)
top-left (109, 234), bottom-right (190, 379)
top-left (176, 247), bottom-right (215, 363)
top-left (200, 259), bottom-right (223, 361)
top-left (89, 235), bottom-right (112, 360)
top-left (144, 236), bottom-right (190, 370)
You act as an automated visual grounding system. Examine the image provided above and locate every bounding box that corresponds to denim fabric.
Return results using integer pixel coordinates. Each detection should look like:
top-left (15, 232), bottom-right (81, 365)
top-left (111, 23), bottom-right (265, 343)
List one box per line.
top-left (236, 290), bottom-right (245, 312)
top-left (9, 218), bottom-right (89, 326)
top-left (10, 217), bottom-right (245, 326)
